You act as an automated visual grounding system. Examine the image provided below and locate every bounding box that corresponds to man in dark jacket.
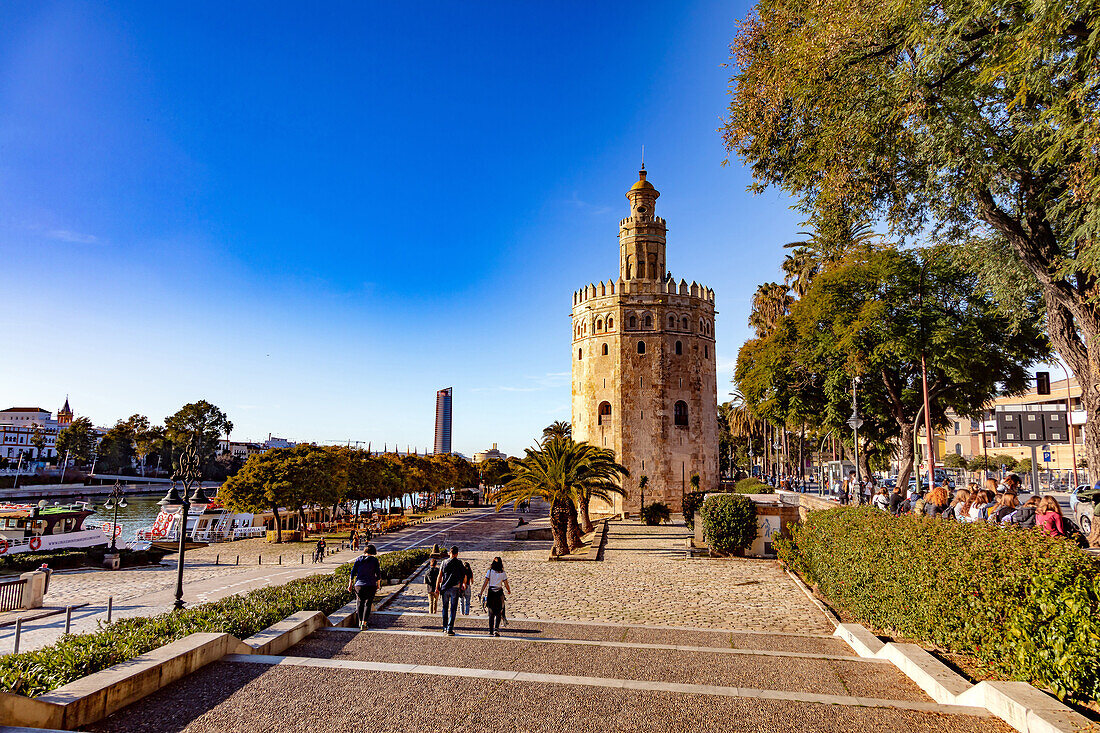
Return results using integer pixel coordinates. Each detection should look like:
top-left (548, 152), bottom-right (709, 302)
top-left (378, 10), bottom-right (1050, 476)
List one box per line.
top-left (347, 544), bottom-right (382, 629)
top-left (435, 546), bottom-right (467, 635)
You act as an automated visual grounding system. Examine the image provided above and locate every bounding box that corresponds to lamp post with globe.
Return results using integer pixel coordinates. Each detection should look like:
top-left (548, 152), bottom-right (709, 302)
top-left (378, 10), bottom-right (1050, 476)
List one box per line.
top-left (103, 481), bottom-right (128, 554)
top-left (847, 377), bottom-right (864, 503)
top-left (160, 437), bottom-right (206, 611)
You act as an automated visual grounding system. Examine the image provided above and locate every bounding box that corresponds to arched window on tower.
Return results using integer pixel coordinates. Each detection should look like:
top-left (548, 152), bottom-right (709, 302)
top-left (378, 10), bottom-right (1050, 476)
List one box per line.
top-left (602, 343), bottom-right (609, 356)
top-left (682, 316), bottom-right (689, 330)
top-left (669, 315), bottom-right (676, 328)
top-left (598, 401), bottom-right (612, 426)
top-left (674, 401), bottom-right (688, 427)
top-left (699, 317), bottom-right (705, 332)
top-left (648, 254), bottom-right (658, 278)
top-left (675, 340), bottom-right (683, 355)
top-left (578, 348), bottom-right (583, 360)
top-left (596, 318), bottom-right (603, 331)
top-left (607, 316), bottom-right (614, 329)
top-left (644, 314), bottom-right (652, 328)
top-left (637, 341), bottom-right (646, 355)
top-left (629, 315), bottom-right (637, 329)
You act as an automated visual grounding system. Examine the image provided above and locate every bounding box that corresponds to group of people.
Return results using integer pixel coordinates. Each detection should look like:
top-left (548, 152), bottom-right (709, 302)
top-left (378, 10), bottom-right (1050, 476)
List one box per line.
top-left (424, 547), bottom-right (511, 636)
top-left (346, 542), bottom-right (512, 635)
top-left (862, 471), bottom-right (1080, 540)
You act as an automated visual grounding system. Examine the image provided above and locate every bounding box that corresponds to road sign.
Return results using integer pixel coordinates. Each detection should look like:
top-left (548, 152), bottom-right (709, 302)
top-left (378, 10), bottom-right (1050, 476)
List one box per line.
top-left (1044, 451), bottom-right (1052, 463)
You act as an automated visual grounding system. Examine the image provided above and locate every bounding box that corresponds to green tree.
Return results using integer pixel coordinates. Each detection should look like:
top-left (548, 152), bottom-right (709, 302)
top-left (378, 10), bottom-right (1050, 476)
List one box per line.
top-left (991, 454), bottom-right (1019, 472)
top-left (56, 417), bottom-right (95, 464)
top-left (96, 420), bottom-right (137, 473)
top-left (497, 438), bottom-right (627, 556)
top-left (736, 246), bottom-right (1049, 489)
top-left (541, 421), bottom-right (572, 443)
top-left (1017, 458), bottom-right (1033, 476)
top-left (164, 401), bottom-right (232, 478)
top-left (967, 455), bottom-right (996, 473)
top-left (221, 449), bottom-right (286, 541)
top-left (723, 0), bottom-right (1100, 476)
top-left (29, 425), bottom-right (46, 461)
top-left (479, 458), bottom-right (509, 488)
top-left (943, 453), bottom-right (967, 470)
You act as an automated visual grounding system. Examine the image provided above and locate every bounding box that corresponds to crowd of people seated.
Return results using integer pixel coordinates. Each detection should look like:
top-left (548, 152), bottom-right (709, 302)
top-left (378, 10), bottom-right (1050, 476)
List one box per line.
top-left (863, 472), bottom-right (1083, 543)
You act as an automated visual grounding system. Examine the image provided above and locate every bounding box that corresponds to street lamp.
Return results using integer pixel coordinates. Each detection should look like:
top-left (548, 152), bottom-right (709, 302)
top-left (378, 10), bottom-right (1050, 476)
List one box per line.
top-left (848, 378), bottom-right (864, 503)
top-left (163, 437), bottom-right (202, 611)
top-left (103, 481), bottom-right (128, 554)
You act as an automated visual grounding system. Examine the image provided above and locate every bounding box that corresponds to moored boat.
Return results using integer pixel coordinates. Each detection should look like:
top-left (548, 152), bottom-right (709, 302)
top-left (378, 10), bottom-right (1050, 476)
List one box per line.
top-left (0, 501), bottom-right (108, 555)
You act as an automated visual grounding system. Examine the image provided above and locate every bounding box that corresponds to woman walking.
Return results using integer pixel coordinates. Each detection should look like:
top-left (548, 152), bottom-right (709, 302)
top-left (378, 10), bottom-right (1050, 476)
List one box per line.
top-left (479, 557), bottom-right (511, 636)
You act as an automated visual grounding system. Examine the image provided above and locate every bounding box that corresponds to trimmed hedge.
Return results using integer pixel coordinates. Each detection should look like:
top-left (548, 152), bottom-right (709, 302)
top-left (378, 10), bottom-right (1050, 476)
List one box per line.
top-left (777, 508), bottom-right (1100, 703)
top-left (734, 478), bottom-right (774, 494)
top-left (0, 547), bottom-right (429, 697)
top-left (0, 547), bottom-right (170, 576)
top-left (701, 494), bottom-right (757, 554)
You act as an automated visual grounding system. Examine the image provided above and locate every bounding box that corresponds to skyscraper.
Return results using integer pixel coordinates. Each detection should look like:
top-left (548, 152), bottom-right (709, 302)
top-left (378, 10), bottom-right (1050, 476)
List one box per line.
top-left (434, 387), bottom-right (453, 454)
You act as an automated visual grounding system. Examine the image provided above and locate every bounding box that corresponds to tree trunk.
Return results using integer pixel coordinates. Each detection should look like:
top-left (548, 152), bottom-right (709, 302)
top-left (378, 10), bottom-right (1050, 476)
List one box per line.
top-left (549, 498), bottom-right (571, 556)
top-left (577, 493), bottom-right (593, 534)
top-left (896, 423), bottom-right (915, 492)
top-left (566, 502), bottom-right (584, 551)
top-left (271, 505), bottom-right (282, 543)
top-left (298, 507), bottom-right (308, 537)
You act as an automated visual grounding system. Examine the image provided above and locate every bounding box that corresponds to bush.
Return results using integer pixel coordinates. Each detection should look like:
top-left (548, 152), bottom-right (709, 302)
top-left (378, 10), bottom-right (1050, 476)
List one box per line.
top-left (0, 547), bottom-right (169, 576)
top-left (776, 508), bottom-right (1100, 704)
top-left (701, 494), bottom-right (757, 554)
top-left (641, 501), bottom-right (671, 525)
top-left (0, 547), bottom-right (430, 697)
top-left (682, 492), bottom-right (707, 530)
top-left (734, 477), bottom-right (773, 494)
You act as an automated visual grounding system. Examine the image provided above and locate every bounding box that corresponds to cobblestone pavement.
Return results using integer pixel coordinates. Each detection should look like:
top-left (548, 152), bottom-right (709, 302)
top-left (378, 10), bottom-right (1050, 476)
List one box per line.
top-left (0, 507), bottom-right (511, 653)
top-left (386, 520), bottom-right (835, 634)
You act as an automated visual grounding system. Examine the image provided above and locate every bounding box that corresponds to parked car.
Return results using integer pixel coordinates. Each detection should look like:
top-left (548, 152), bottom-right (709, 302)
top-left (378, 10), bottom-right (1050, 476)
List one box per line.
top-left (1070, 485), bottom-right (1096, 536)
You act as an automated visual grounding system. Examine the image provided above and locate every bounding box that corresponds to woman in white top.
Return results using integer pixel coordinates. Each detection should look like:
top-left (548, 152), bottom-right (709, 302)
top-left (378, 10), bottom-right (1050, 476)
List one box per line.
top-left (478, 556), bottom-right (511, 636)
top-left (871, 488), bottom-right (890, 512)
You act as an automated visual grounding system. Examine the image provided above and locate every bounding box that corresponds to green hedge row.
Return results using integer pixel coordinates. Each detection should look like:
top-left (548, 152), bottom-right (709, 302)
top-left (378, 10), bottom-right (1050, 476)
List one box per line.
top-left (776, 508), bottom-right (1100, 703)
top-left (0, 547), bottom-right (429, 697)
top-left (701, 494), bottom-right (757, 554)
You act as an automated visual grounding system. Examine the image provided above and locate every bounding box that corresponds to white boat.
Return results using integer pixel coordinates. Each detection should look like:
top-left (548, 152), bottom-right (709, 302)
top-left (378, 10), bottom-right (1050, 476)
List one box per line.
top-left (129, 498), bottom-right (264, 551)
top-left (0, 501), bottom-right (108, 555)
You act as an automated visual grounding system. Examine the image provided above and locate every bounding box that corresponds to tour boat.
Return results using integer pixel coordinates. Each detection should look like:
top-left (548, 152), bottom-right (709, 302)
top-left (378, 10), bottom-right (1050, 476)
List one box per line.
top-left (0, 501), bottom-right (108, 555)
top-left (130, 498), bottom-right (264, 551)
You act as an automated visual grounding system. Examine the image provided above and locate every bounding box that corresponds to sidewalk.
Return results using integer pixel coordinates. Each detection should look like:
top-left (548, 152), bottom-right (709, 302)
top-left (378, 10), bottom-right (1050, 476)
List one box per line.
top-left (0, 506), bottom-right (503, 654)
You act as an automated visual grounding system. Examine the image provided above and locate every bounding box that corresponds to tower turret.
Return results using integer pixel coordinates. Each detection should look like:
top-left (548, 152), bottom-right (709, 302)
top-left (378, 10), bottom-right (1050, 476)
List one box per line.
top-left (619, 168), bottom-right (667, 281)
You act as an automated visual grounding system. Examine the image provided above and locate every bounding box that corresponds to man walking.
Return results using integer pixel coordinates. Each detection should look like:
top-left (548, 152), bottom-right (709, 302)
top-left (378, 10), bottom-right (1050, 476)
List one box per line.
top-left (435, 545), bottom-right (466, 635)
top-left (347, 543), bottom-right (382, 630)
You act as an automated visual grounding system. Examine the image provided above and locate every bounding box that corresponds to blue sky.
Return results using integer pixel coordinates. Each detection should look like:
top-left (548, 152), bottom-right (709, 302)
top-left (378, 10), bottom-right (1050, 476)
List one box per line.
top-left (0, 1), bottom-right (802, 456)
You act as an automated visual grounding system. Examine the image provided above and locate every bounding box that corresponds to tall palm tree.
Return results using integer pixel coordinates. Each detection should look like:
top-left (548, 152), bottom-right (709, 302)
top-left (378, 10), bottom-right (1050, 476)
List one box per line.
top-left (780, 246), bottom-right (818, 298)
top-left (497, 437), bottom-right (627, 555)
top-left (541, 421), bottom-right (572, 443)
top-left (747, 282), bottom-right (792, 336)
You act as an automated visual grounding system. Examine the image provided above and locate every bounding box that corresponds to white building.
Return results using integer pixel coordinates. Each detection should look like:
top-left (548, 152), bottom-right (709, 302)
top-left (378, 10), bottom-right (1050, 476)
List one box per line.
top-left (473, 443), bottom-right (507, 463)
top-left (0, 400), bottom-right (71, 461)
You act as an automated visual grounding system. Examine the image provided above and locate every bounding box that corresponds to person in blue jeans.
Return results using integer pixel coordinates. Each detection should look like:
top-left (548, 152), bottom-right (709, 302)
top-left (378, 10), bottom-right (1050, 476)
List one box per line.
top-left (346, 544), bottom-right (382, 629)
top-left (435, 545), bottom-right (466, 635)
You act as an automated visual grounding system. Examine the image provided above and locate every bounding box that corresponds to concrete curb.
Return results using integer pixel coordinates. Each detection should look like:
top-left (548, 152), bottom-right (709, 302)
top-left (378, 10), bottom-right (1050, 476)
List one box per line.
top-left (586, 520), bottom-right (609, 561)
top-left (376, 558), bottom-right (431, 612)
top-left (832, 622), bottom-right (1093, 733)
top-left (783, 568), bottom-right (839, 628)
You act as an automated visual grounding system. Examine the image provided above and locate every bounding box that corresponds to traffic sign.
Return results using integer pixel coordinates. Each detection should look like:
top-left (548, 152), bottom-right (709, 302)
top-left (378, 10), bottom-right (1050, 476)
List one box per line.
top-left (1043, 451), bottom-right (1052, 463)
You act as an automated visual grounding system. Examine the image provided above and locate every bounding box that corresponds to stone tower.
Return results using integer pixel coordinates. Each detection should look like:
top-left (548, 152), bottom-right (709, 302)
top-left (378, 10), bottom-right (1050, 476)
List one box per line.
top-left (570, 169), bottom-right (718, 515)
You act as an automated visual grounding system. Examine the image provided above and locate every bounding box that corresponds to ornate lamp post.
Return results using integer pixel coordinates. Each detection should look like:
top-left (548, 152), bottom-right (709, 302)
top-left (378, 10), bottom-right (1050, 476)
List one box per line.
top-left (848, 378), bottom-right (864, 504)
top-left (103, 481), bottom-right (128, 553)
top-left (162, 438), bottom-right (204, 611)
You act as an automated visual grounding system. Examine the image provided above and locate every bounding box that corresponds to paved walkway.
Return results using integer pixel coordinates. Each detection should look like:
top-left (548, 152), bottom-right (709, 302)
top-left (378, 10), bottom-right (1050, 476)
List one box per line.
top-left (0, 507), bottom-right (511, 653)
top-left (89, 518), bottom-right (1012, 733)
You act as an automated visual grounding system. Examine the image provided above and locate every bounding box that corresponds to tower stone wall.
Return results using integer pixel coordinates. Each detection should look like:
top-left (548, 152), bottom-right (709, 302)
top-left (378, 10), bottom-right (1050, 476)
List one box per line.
top-left (570, 170), bottom-right (718, 515)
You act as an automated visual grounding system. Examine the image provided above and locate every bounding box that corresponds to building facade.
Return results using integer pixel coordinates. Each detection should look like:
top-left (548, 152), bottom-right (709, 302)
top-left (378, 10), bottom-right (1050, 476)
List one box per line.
top-left (0, 402), bottom-right (67, 461)
top-left (473, 443), bottom-right (507, 463)
top-left (434, 387), bottom-right (453, 454)
top-left (571, 169), bottom-right (718, 514)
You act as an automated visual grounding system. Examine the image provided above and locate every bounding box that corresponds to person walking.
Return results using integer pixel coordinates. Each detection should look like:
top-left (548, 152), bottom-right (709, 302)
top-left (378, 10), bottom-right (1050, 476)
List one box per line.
top-left (424, 557), bottom-right (441, 614)
top-left (347, 544), bottom-right (382, 630)
top-left (460, 559), bottom-right (474, 615)
top-left (435, 546), bottom-right (466, 635)
top-left (314, 537), bottom-right (327, 563)
top-left (478, 556), bottom-right (511, 636)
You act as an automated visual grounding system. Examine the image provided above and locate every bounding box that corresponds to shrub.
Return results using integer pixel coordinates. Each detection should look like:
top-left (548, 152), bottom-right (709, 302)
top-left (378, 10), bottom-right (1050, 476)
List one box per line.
top-left (0, 547), bottom-right (169, 576)
top-left (682, 491), bottom-right (707, 530)
top-left (701, 494), bottom-right (757, 554)
top-left (734, 477), bottom-right (773, 494)
top-left (776, 508), bottom-right (1100, 704)
top-left (0, 547), bottom-right (429, 697)
top-left (641, 501), bottom-right (671, 525)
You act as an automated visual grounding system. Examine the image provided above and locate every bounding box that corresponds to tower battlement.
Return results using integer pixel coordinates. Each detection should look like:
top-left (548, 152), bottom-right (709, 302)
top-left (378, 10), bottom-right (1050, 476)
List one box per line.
top-left (572, 276), bottom-right (716, 306)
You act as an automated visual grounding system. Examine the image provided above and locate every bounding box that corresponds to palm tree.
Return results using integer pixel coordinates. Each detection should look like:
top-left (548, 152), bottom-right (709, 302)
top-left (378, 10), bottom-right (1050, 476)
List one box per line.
top-left (541, 421), bottom-right (572, 443)
top-left (747, 282), bottom-right (792, 336)
top-left (780, 246), bottom-right (818, 298)
top-left (497, 438), bottom-right (627, 555)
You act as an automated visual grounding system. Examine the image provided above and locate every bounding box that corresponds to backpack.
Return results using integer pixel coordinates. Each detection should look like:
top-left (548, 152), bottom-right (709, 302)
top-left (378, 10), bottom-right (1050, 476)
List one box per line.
top-left (941, 505), bottom-right (955, 520)
top-left (425, 566), bottom-right (440, 588)
top-left (1063, 517), bottom-right (1090, 548)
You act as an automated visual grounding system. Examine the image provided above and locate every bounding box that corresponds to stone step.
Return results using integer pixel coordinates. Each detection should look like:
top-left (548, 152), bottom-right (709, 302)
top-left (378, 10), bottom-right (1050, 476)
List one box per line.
top-left (287, 628), bottom-right (927, 702)
top-left (368, 611), bottom-right (854, 656)
top-left (93, 659), bottom-right (1010, 733)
